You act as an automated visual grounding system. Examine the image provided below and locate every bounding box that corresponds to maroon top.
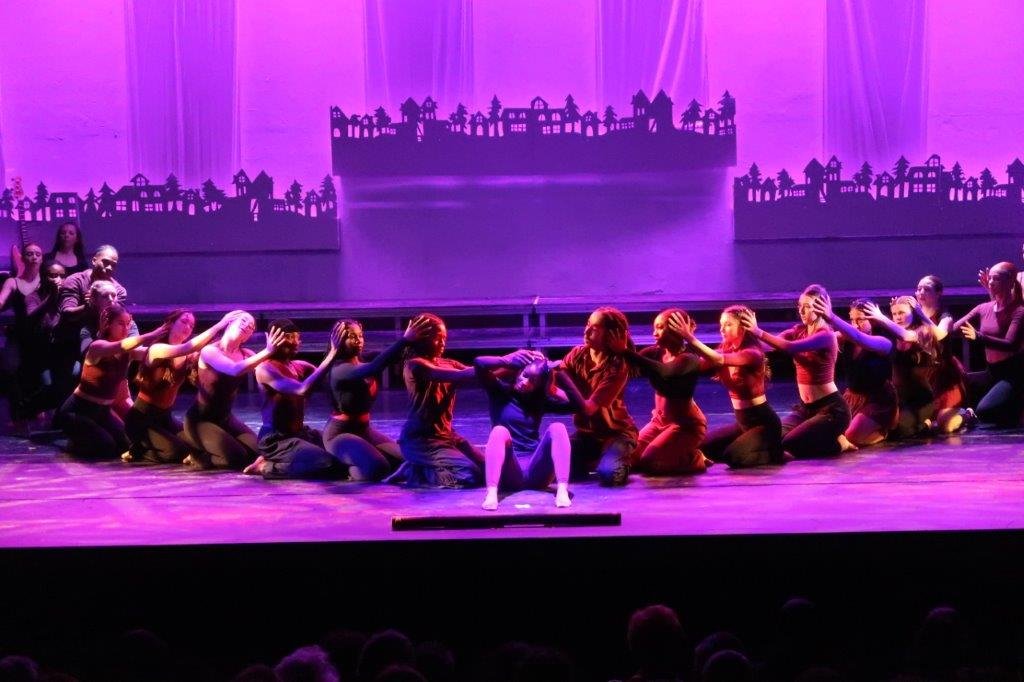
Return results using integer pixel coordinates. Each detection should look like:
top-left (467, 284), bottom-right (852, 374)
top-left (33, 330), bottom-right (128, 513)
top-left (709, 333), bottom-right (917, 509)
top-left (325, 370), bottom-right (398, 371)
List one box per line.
top-left (137, 354), bottom-right (195, 410)
top-left (780, 325), bottom-right (838, 385)
top-left (954, 301), bottom-right (1024, 366)
top-left (193, 353), bottom-right (250, 420)
top-left (259, 359), bottom-right (312, 435)
top-left (716, 346), bottom-right (767, 401)
top-left (562, 345), bottom-right (638, 441)
top-left (400, 357), bottom-right (468, 441)
top-left (77, 348), bottom-right (131, 403)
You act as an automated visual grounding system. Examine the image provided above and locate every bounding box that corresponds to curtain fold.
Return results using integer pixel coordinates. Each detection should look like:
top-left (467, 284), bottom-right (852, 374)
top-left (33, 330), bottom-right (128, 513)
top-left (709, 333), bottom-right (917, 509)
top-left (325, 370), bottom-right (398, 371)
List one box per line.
top-left (125, 0), bottom-right (239, 186)
top-left (363, 0), bottom-right (474, 111)
top-left (596, 0), bottom-right (708, 108)
top-left (824, 0), bottom-right (928, 167)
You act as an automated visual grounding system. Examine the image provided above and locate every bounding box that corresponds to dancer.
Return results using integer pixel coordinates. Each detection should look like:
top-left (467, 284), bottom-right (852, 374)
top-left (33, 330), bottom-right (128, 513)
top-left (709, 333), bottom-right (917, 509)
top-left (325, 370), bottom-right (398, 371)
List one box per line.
top-left (245, 320), bottom-right (346, 479)
top-left (392, 313), bottom-right (528, 488)
top-left (123, 310), bottom-right (243, 463)
top-left (915, 275), bottom-right (968, 432)
top-left (183, 313), bottom-right (285, 469)
top-left (55, 305), bottom-right (168, 459)
top-left (955, 262), bottom-right (1024, 426)
top-left (477, 354), bottom-right (583, 510)
top-left (607, 309), bottom-right (710, 475)
top-left (0, 244), bottom-right (61, 427)
top-left (863, 297), bottom-right (940, 438)
top-left (740, 285), bottom-right (850, 458)
top-left (672, 306), bottom-right (783, 468)
top-left (323, 316), bottom-right (433, 481)
top-left (44, 222), bottom-right (88, 275)
top-left (812, 296), bottom-right (897, 449)
top-left (560, 307), bottom-right (638, 486)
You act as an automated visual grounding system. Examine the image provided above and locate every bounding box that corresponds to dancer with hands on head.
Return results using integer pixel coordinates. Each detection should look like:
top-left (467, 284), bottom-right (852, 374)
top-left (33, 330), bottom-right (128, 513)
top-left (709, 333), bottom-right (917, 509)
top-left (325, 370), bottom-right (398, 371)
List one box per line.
top-left (606, 309), bottom-right (710, 476)
top-left (183, 314), bottom-right (286, 469)
top-left (323, 315), bottom-right (434, 481)
top-left (811, 295), bottom-right (897, 450)
top-left (477, 352), bottom-right (584, 510)
top-left (670, 307), bottom-right (784, 468)
top-left (245, 320), bottom-right (348, 479)
top-left (739, 285), bottom-right (850, 458)
top-left (124, 309), bottom-right (247, 463)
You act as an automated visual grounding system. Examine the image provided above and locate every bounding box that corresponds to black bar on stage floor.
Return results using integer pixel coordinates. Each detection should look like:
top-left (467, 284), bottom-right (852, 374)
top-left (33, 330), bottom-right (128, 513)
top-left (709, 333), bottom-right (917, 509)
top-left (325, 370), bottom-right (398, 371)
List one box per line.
top-left (391, 512), bottom-right (621, 531)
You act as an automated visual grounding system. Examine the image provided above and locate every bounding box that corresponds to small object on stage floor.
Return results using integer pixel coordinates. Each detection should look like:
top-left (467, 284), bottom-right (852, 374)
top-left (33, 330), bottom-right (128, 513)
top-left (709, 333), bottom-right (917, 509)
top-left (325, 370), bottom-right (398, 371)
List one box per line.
top-left (391, 511), bottom-right (621, 531)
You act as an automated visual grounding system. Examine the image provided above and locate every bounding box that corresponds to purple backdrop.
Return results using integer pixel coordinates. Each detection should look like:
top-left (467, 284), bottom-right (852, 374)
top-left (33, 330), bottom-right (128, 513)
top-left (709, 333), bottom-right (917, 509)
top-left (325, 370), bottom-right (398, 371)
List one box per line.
top-left (0, 0), bottom-right (1022, 304)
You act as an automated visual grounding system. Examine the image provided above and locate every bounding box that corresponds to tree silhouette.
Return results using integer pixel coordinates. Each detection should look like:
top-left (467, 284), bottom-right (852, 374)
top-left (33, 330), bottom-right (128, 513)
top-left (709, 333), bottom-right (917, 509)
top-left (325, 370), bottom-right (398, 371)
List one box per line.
top-left (949, 162), bottom-right (965, 200)
top-left (564, 95), bottom-right (581, 133)
top-left (681, 99), bottom-right (702, 130)
top-left (373, 106), bottom-right (392, 130)
top-left (979, 168), bottom-right (997, 196)
top-left (603, 105), bottom-right (617, 132)
top-left (320, 175), bottom-right (337, 204)
top-left (285, 180), bottom-right (303, 211)
top-left (34, 182), bottom-right (49, 209)
top-left (748, 163), bottom-right (762, 186)
top-left (893, 156), bottom-right (910, 198)
top-left (488, 95), bottom-right (502, 136)
top-left (98, 182), bottom-right (115, 217)
top-left (718, 91), bottom-right (736, 123)
top-left (777, 169), bottom-right (795, 196)
top-left (854, 162), bottom-right (873, 192)
top-left (451, 103), bottom-right (469, 132)
top-left (201, 179), bottom-right (226, 209)
top-left (83, 188), bottom-right (98, 213)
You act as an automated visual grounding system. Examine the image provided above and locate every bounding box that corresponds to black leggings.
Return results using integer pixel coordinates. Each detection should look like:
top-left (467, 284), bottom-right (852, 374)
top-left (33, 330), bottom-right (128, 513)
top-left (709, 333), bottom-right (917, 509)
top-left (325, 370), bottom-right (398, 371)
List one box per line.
top-left (183, 405), bottom-right (259, 469)
top-left (322, 419), bottom-right (403, 481)
top-left (56, 394), bottom-right (129, 459)
top-left (781, 392), bottom-right (851, 459)
top-left (967, 358), bottom-right (1024, 426)
top-left (124, 399), bottom-right (193, 463)
top-left (702, 402), bottom-right (783, 468)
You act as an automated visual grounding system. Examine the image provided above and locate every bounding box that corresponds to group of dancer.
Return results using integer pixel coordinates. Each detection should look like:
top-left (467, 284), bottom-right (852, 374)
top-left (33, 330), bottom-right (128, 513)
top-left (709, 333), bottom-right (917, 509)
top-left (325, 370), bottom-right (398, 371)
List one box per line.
top-left (2, 222), bottom-right (1023, 510)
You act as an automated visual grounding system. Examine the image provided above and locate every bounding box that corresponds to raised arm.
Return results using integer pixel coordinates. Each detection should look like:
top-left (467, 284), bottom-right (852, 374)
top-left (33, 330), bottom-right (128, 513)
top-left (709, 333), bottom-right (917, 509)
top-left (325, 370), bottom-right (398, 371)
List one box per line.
top-left (407, 357), bottom-right (477, 384)
top-left (952, 303), bottom-right (984, 336)
top-left (335, 316), bottom-right (434, 382)
top-left (86, 321), bottom-right (172, 361)
top-left (200, 327), bottom-right (286, 377)
top-left (137, 310), bottom-right (243, 363)
top-left (861, 302), bottom-right (916, 343)
top-left (552, 365), bottom-right (586, 412)
top-left (256, 328), bottom-right (340, 396)
top-left (812, 296), bottom-right (892, 355)
top-left (738, 309), bottom-right (834, 354)
top-left (667, 311), bottom-right (724, 366)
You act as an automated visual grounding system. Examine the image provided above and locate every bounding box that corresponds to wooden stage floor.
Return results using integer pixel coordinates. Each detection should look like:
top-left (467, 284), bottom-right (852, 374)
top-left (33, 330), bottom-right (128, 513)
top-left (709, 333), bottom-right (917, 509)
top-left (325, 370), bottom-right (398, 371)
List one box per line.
top-left (2, 381), bottom-right (1023, 548)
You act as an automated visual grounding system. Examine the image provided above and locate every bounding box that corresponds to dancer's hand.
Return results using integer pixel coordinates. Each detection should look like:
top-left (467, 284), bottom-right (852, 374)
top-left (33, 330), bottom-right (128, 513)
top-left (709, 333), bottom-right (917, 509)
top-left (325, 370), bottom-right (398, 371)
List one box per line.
top-left (605, 329), bottom-right (629, 354)
top-left (978, 267), bottom-right (991, 291)
top-left (328, 325), bottom-right (343, 355)
top-left (404, 315), bottom-right (435, 342)
top-left (265, 326), bottom-right (287, 353)
top-left (960, 321), bottom-right (978, 340)
top-left (861, 301), bottom-right (886, 321)
top-left (737, 309), bottom-right (761, 336)
top-left (503, 349), bottom-right (538, 368)
top-left (811, 294), bottom-right (834, 322)
top-left (666, 312), bottom-right (695, 341)
top-left (217, 310), bottom-right (246, 329)
top-left (546, 359), bottom-right (563, 372)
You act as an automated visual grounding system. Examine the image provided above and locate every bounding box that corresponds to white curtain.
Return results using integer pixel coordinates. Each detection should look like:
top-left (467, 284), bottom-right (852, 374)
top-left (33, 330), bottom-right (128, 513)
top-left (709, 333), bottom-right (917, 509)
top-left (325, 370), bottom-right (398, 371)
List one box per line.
top-left (596, 0), bottom-right (708, 108)
top-left (125, 0), bottom-right (239, 186)
top-left (825, 0), bottom-right (929, 168)
top-left (363, 0), bottom-right (475, 111)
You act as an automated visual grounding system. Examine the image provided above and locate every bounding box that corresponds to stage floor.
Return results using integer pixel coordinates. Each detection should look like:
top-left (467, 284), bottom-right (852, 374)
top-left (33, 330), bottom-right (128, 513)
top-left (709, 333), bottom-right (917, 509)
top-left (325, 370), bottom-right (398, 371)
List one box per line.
top-left (2, 381), bottom-right (1023, 548)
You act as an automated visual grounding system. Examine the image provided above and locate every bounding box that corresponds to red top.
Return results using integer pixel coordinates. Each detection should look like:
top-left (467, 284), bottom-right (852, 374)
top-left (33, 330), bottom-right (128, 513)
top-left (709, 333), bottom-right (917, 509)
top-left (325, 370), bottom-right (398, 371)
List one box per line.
top-left (716, 347), bottom-right (767, 401)
top-left (562, 345), bottom-right (638, 442)
top-left (400, 356), bottom-right (468, 441)
top-left (78, 349), bottom-right (131, 402)
top-left (780, 325), bottom-right (838, 385)
top-left (137, 354), bottom-right (195, 410)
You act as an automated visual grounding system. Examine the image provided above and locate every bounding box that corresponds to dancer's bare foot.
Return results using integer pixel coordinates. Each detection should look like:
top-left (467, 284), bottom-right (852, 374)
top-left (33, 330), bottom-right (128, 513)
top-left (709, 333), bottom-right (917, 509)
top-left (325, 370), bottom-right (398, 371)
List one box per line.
top-left (555, 483), bottom-right (572, 508)
top-left (243, 456), bottom-right (266, 476)
top-left (838, 434), bottom-right (858, 452)
top-left (482, 487), bottom-right (499, 511)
